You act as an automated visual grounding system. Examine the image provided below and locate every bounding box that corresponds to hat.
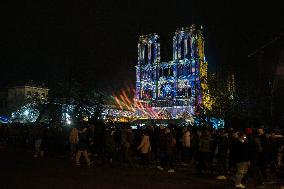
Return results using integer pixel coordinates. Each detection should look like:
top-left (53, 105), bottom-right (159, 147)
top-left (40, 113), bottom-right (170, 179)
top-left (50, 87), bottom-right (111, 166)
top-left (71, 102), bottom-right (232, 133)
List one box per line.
top-left (245, 128), bottom-right (253, 135)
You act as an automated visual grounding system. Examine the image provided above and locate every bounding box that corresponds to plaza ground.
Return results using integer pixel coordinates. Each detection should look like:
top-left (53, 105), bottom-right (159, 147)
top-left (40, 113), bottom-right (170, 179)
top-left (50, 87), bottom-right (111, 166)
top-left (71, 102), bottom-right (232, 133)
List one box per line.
top-left (0, 147), bottom-right (282, 189)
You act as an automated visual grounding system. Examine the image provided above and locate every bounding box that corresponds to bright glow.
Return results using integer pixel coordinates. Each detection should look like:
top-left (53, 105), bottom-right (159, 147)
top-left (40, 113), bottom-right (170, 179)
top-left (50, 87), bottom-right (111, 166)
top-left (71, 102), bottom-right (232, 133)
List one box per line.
top-left (11, 103), bottom-right (40, 123)
top-left (24, 110), bottom-right (29, 116)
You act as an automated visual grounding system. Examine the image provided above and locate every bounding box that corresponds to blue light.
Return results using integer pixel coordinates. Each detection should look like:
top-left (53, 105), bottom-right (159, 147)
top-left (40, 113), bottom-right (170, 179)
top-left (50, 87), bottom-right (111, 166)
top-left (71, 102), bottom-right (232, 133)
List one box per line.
top-left (210, 117), bottom-right (225, 129)
top-left (136, 25), bottom-right (204, 118)
top-left (11, 103), bottom-right (40, 123)
top-left (0, 115), bottom-right (10, 123)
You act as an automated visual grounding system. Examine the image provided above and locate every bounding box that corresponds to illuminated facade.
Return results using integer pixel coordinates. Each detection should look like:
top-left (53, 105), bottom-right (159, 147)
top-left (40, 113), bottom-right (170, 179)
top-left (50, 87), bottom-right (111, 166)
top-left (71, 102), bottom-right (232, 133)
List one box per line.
top-left (8, 85), bottom-right (49, 103)
top-left (7, 85), bottom-right (49, 123)
top-left (135, 25), bottom-right (209, 118)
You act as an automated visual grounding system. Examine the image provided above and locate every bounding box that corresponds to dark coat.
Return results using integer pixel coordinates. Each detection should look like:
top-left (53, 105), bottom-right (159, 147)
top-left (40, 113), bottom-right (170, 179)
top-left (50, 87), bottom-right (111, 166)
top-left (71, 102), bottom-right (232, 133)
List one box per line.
top-left (159, 133), bottom-right (176, 154)
top-left (104, 132), bottom-right (116, 153)
top-left (216, 134), bottom-right (229, 155)
top-left (78, 130), bottom-right (89, 150)
top-left (231, 138), bottom-right (249, 163)
top-left (244, 135), bottom-right (258, 162)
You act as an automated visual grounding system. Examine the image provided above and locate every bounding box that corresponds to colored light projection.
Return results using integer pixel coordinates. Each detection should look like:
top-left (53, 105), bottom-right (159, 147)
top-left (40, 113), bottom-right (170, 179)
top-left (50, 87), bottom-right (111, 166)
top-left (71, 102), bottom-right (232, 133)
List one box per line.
top-left (111, 89), bottom-right (160, 120)
top-left (135, 25), bottom-right (210, 118)
top-left (11, 103), bottom-right (40, 123)
top-left (197, 29), bottom-right (213, 112)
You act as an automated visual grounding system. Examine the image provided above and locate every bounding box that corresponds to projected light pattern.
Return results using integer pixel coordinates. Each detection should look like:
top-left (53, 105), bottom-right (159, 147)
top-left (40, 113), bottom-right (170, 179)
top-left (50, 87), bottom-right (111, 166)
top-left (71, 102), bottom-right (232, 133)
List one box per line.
top-left (11, 103), bottom-right (40, 123)
top-left (135, 25), bottom-right (209, 118)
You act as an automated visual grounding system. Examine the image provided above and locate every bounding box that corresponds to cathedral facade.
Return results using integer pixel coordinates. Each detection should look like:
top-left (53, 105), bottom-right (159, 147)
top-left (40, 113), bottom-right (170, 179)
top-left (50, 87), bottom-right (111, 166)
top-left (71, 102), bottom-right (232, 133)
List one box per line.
top-left (135, 24), bottom-right (208, 119)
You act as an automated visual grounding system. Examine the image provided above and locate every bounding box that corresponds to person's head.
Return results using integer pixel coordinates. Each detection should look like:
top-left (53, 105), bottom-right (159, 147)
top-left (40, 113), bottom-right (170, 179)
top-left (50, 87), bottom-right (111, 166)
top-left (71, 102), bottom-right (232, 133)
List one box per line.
top-left (232, 132), bottom-right (239, 139)
top-left (218, 128), bottom-right (225, 135)
top-left (165, 128), bottom-right (171, 134)
top-left (245, 128), bottom-right (253, 136)
top-left (183, 127), bottom-right (188, 133)
top-left (270, 130), bottom-right (276, 137)
top-left (237, 132), bottom-right (246, 142)
top-left (160, 125), bottom-right (165, 130)
top-left (257, 126), bottom-right (265, 135)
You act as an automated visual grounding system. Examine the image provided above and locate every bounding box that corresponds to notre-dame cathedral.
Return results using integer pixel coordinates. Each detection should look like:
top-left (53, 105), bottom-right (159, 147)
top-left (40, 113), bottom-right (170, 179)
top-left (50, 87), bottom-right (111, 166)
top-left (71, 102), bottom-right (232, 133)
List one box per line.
top-left (135, 24), bottom-right (208, 118)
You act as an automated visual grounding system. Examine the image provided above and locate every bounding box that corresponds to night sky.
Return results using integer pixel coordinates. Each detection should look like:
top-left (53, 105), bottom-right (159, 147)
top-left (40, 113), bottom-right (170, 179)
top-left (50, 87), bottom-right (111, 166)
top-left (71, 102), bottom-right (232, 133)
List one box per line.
top-left (1, 1), bottom-right (283, 94)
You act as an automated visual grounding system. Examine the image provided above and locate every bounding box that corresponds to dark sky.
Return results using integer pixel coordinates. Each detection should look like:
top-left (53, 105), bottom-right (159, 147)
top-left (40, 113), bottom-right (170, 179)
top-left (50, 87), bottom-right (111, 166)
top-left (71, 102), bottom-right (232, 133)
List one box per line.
top-left (1, 1), bottom-right (283, 94)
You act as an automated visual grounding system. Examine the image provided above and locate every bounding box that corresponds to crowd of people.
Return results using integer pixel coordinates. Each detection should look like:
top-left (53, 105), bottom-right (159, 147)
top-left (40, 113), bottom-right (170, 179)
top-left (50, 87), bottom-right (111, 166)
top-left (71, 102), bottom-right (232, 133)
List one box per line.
top-left (0, 120), bottom-right (284, 188)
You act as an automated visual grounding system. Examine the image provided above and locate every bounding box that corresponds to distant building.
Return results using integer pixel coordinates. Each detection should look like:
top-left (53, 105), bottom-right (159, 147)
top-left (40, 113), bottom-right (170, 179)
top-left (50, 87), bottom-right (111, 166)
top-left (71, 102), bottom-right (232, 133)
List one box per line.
top-left (7, 85), bottom-right (49, 112)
